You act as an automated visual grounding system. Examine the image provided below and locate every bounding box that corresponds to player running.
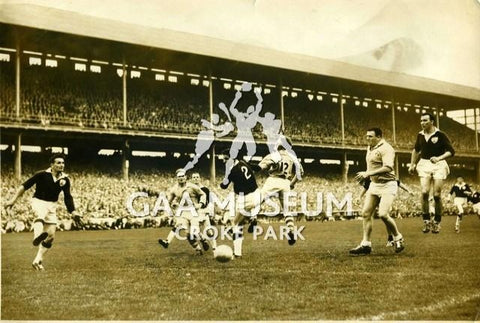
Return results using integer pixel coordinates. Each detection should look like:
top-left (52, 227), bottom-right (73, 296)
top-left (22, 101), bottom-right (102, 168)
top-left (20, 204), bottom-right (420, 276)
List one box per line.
top-left (359, 177), bottom-right (412, 247)
top-left (253, 137), bottom-right (304, 246)
top-left (351, 128), bottom-right (404, 255)
top-left (408, 112), bottom-right (455, 234)
top-left (157, 169), bottom-right (209, 255)
top-left (220, 154), bottom-right (261, 258)
top-left (190, 172), bottom-right (217, 251)
top-left (449, 177), bottom-right (472, 233)
top-left (468, 189), bottom-right (480, 220)
top-left (5, 153), bottom-right (82, 270)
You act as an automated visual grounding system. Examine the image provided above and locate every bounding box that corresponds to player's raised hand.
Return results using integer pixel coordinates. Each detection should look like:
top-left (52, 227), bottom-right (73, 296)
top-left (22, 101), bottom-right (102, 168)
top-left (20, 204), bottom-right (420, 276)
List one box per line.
top-left (241, 82), bottom-right (252, 92)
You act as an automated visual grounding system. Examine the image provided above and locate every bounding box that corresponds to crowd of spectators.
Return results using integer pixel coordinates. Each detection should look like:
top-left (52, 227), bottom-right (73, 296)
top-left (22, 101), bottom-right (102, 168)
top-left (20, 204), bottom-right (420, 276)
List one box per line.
top-left (2, 159), bottom-right (477, 234)
top-left (0, 61), bottom-right (477, 151)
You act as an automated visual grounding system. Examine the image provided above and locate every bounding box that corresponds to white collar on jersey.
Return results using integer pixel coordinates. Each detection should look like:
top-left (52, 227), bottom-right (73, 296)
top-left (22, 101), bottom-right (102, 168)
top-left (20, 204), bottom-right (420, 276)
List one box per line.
top-left (419, 127), bottom-right (439, 142)
top-left (419, 127), bottom-right (439, 136)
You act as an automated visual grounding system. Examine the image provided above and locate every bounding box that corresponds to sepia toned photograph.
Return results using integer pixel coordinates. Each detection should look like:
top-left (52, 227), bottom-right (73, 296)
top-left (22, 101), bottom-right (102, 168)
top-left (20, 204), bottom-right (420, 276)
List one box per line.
top-left (1, 0), bottom-right (479, 321)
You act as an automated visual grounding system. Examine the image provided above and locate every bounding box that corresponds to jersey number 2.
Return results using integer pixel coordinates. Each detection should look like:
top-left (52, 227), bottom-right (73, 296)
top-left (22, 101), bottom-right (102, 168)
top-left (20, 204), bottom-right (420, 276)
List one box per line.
top-left (241, 166), bottom-right (251, 179)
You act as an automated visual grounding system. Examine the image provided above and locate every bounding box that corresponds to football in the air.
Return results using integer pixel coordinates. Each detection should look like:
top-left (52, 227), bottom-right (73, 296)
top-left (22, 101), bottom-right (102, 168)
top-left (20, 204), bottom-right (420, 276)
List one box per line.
top-left (214, 245), bottom-right (233, 263)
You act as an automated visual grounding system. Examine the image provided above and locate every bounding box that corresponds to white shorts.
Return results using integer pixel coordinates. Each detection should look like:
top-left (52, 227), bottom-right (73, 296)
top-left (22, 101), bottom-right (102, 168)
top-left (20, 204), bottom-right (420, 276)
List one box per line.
top-left (31, 198), bottom-right (58, 225)
top-left (172, 209), bottom-right (196, 228)
top-left (473, 202), bottom-right (480, 214)
top-left (261, 177), bottom-right (290, 199)
top-left (367, 181), bottom-right (398, 197)
top-left (416, 159), bottom-right (450, 180)
top-left (195, 208), bottom-right (211, 223)
top-left (453, 197), bottom-right (468, 214)
top-left (364, 181), bottom-right (397, 217)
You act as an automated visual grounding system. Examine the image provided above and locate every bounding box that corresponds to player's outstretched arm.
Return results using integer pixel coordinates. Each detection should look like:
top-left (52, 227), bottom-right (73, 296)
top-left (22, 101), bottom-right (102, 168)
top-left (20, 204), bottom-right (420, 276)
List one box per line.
top-left (409, 149), bottom-right (420, 174)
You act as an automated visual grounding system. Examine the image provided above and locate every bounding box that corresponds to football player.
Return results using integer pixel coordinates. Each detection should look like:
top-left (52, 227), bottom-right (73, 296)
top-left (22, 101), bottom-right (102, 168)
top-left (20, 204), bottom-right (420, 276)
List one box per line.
top-left (191, 172), bottom-right (217, 251)
top-left (220, 153), bottom-right (261, 258)
top-left (158, 169), bottom-right (208, 255)
top-left (448, 176), bottom-right (472, 233)
top-left (253, 137), bottom-right (304, 246)
top-left (468, 189), bottom-right (480, 220)
top-left (5, 153), bottom-right (82, 270)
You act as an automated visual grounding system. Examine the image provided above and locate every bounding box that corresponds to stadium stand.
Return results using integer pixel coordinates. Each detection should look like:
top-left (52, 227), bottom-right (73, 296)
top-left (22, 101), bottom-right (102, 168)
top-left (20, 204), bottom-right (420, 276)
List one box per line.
top-left (1, 60), bottom-right (476, 151)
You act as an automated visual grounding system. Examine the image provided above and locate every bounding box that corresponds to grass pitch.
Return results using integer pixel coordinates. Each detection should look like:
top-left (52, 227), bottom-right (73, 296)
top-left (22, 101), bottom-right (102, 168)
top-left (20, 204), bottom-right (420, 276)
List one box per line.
top-left (2, 216), bottom-right (480, 320)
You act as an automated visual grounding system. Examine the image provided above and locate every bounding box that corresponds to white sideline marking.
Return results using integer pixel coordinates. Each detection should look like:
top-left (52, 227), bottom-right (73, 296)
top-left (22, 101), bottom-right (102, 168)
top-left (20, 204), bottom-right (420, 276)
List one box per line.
top-left (353, 292), bottom-right (480, 321)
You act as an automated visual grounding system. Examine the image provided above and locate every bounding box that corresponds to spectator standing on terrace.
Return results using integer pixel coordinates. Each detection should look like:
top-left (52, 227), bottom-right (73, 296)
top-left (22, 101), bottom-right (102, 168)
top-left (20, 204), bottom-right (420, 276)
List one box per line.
top-left (5, 153), bottom-right (82, 270)
top-left (350, 128), bottom-right (404, 255)
top-left (408, 113), bottom-right (455, 234)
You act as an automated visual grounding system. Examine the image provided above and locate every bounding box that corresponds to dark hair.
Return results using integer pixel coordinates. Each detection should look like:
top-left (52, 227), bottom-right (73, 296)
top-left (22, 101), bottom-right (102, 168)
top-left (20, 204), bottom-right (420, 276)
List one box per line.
top-left (367, 127), bottom-right (383, 137)
top-left (421, 112), bottom-right (435, 122)
top-left (49, 153), bottom-right (66, 164)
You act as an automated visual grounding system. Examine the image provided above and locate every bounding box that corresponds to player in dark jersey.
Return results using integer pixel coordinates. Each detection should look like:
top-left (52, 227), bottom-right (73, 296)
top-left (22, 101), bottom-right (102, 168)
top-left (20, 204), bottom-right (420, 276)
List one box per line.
top-left (220, 154), bottom-right (261, 258)
top-left (468, 190), bottom-right (480, 219)
top-left (408, 112), bottom-right (455, 234)
top-left (448, 177), bottom-right (472, 233)
top-left (5, 153), bottom-right (81, 270)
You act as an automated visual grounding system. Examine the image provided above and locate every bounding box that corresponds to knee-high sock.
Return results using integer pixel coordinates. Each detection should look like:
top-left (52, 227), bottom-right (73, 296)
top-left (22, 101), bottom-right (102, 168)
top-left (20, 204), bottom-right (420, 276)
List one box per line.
top-left (232, 226), bottom-right (243, 256)
top-left (456, 214), bottom-right (463, 227)
top-left (34, 242), bottom-right (51, 263)
top-left (422, 193), bottom-right (430, 221)
top-left (284, 215), bottom-right (294, 230)
top-left (434, 196), bottom-right (442, 223)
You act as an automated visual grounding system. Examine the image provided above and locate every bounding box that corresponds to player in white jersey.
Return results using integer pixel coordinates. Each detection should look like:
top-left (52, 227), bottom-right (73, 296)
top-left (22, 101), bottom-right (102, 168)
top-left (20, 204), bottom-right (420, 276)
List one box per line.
top-left (254, 139), bottom-right (304, 245)
top-left (351, 128), bottom-right (404, 255)
top-left (158, 169), bottom-right (209, 255)
top-left (191, 172), bottom-right (217, 251)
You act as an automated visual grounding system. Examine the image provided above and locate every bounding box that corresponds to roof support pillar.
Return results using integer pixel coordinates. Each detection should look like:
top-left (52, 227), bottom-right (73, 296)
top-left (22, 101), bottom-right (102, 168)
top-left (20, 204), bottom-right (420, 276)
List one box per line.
top-left (474, 107), bottom-right (479, 152)
top-left (340, 92), bottom-right (345, 146)
top-left (122, 62), bottom-right (127, 127)
top-left (209, 74), bottom-right (216, 184)
top-left (391, 99), bottom-right (397, 145)
top-left (279, 79), bottom-right (285, 132)
top-left (14, 133), bottom-right (22, 180)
